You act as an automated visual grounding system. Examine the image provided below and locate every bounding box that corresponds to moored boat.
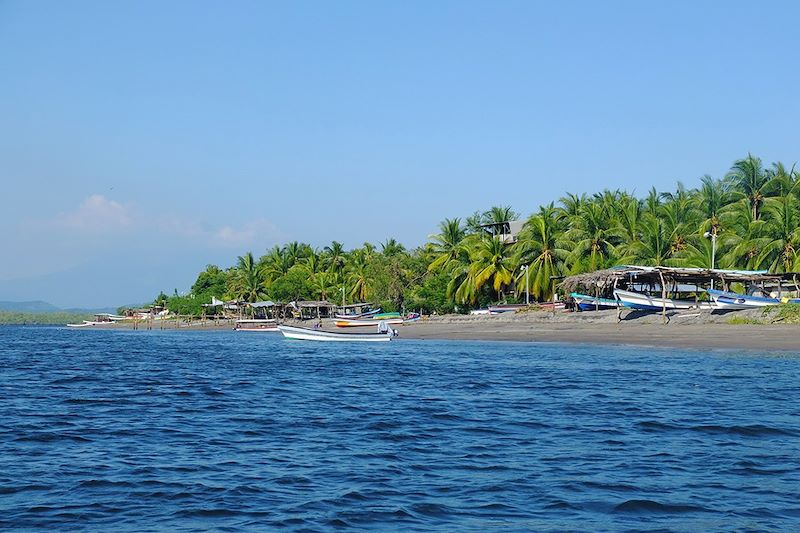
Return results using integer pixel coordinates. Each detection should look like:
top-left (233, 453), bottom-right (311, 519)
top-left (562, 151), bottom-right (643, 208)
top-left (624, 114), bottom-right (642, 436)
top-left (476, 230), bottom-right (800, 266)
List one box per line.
top-left (335, 317), bottom-right (404, 328)
top-left (334, 307), bottom-right (381, 319)
top-left (234, 319), bottom-right (279, 332)
top-left (488, 304), bottom-right (528, 315)
top-left (706, 289), bottom-right (799, 309)
top-left (278, 325), bottom-right (394, 342)
top-left (570, 292), bottom-right (618, 311)
top-left (66, 320), bottom-right (117, 328)
top-left (614, 289), bottom-right (714, 311)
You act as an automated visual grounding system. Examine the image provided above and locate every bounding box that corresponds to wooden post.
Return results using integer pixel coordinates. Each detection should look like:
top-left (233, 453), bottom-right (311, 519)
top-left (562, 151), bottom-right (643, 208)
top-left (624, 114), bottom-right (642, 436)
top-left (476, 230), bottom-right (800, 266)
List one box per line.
top-left (659, 271), bottom-right (668, 325)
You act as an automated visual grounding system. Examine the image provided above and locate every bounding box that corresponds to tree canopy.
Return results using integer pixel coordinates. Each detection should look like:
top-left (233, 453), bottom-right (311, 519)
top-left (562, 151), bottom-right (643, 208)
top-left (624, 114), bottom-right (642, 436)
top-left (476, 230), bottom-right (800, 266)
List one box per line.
top-left (154, 155), bottom-right (800, 315)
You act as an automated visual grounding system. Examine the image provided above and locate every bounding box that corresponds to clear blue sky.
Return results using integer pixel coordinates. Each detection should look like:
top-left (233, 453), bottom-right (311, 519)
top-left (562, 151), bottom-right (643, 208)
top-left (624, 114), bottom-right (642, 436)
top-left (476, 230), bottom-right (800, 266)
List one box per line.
top-left (2, 1), bottom-right (799, 308)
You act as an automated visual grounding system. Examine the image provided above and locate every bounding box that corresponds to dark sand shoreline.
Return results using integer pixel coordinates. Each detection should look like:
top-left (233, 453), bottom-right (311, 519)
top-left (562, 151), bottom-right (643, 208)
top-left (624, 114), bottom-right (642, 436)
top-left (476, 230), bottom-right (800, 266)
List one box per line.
top-left (401, 320), bottom-right (798, 351)
top-left (66, 309), bottom-right (800, 352)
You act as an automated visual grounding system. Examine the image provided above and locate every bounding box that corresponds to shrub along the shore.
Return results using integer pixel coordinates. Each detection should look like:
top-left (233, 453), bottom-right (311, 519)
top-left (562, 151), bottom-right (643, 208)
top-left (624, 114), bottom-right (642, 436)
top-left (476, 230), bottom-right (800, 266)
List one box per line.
top-left (154, 154), bottom-right (800, 316)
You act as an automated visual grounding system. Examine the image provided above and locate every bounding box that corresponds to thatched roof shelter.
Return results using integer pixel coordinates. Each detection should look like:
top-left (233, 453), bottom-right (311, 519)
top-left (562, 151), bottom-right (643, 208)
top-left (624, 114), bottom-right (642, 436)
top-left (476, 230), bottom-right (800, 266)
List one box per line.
top-left (560, 265), bottom-right (800, 295)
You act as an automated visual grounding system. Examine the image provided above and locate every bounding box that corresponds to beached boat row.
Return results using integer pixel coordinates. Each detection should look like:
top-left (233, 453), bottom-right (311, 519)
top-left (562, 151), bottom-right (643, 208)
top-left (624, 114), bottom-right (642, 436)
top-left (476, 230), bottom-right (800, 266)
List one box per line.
top-left (569, 288), bottom-right (800, 312)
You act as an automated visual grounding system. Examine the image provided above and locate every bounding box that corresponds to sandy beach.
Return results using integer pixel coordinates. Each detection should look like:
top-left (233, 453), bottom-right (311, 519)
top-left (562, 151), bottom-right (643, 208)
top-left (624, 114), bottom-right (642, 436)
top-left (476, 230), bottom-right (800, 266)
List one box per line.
top-left (401, 313), bottom-right (798, 351)
top-left (91, 309), bottom-right (800, 352)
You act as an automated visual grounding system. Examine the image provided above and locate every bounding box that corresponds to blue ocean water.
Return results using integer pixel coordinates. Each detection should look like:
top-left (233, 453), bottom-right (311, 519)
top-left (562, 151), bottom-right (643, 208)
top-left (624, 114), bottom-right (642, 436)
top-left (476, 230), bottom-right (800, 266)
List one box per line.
top-left (0, 326), bottom-right (799, 531)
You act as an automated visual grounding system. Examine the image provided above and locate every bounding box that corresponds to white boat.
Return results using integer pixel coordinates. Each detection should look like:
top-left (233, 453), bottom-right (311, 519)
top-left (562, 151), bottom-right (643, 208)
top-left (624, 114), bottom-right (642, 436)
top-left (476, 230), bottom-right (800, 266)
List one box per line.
top-left (66, 320), bottom-right (117, 328)
top-left (706, 289), bottom-right (798, 309)
top-left (234, 319), bottom-right (279, 332)
top-left (334, 308), bottom-right (381, 319)
top-left (614, 289), bottom-right (714, 311)
top-left (335, 317), bottom-right (404, 328)
top-left (571, 292), bottom-right (618, 311)
top-left (278, 325), bottom-right (394, 342)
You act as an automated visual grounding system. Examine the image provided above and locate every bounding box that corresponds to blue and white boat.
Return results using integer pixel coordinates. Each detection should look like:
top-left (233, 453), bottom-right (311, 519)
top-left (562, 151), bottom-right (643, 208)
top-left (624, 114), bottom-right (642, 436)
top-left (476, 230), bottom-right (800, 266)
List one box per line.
top-left (570, 292), bottom-right (618, 311)
top-left (614, 289), bottom-right (714, 311)
top-left (706, 289), bottom-right (799, 309)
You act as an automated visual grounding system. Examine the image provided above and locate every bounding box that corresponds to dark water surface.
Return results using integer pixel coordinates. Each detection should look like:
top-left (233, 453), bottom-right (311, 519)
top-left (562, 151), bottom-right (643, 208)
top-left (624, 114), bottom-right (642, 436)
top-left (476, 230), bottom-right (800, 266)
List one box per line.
top-left (1, 326), bottom-right (799, 531)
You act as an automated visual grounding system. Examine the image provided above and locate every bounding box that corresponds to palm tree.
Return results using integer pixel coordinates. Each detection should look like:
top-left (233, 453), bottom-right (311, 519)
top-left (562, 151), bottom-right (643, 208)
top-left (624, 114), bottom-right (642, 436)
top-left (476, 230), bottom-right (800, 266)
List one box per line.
top-left (643, 187), bottom-right (661, 218)
top-left (284, 241), bottom-right (311, 266)
top-left (514, 204), bottom-right (570, 300)
top-left (727, 154), bottom-right (772, 220)
top-left (309, 271), bottom-right (337, 301)
top-left (260, 245), bottom-right (292, 282)
top-left (300, 251), bottom-right (323, 277)
top-left (428, 218), bottom-right (467, 273)
top-left (633, 216), bottom-right (672, 266)
top-left (381, 238), bottom-right (406, 257)
top-left (483, 205), bottom-right (518, 225)
top-left (613, 196), bottom-right (643, 262)
top-left (323, 241), bottom-right (347, 274)
top-left (464, 235), bottom-right (516, 301)
top-left (659, 184), bottom-right (694, 256)
top-left (753, 194), bottom-right (800, 272)
top-left (230, 252), bottom-right (267, 302)
top-left (565, 201), bottom-right (616, 273)
top-left (718, 199), bottom-right (763, 270)
top-left (694, 175), bottom-right (733, 237)
top-left (347, 251), bottom-right (370, 302)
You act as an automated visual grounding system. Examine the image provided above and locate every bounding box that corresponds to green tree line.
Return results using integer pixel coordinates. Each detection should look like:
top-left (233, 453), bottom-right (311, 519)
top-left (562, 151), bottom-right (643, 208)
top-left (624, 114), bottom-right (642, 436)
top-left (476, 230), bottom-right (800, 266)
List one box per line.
top-left (157, 154), bottom-right (800, 315)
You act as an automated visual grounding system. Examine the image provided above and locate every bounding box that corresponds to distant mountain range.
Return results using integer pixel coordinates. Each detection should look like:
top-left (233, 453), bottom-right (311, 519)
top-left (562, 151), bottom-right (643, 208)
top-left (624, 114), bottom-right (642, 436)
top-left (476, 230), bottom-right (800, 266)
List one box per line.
top-left (0, 300), bottom-right (118, 314)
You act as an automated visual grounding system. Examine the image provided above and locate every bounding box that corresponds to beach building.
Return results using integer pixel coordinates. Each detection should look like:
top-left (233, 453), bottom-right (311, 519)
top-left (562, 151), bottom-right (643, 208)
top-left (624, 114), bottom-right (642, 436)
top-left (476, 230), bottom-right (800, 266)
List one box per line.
top-left (285, 300), bottom-right (336, 320)
top-left (480, 220), bottom-right (524, 244)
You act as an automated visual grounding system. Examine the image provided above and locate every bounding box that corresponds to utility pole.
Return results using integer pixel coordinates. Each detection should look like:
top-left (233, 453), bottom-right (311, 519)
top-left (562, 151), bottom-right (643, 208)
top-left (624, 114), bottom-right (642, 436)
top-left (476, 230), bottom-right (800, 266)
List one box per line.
top-left (704, 231), bottom-right (717, 289)
top-left (521, 265), bottom-right (530, 305)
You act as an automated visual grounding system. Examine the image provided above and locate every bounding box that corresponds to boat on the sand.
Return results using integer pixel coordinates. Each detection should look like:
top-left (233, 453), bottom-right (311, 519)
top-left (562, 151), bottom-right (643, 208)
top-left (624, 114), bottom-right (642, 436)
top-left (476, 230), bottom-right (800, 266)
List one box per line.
top-left (335, 317), bottom-right (404, 328)
top-left (234, 319), bottom-right (279, 332)
top-left (570, 292), bottom-right (618, 311)
top-left (614, 289), bottom-right (714, 311)
top-left (706, 289), bottom-right (799, 309)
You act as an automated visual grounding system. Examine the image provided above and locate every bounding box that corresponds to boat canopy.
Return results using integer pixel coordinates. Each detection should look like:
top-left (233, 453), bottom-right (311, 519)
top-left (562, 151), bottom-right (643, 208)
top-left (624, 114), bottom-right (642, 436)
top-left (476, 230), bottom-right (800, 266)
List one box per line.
top-left (560, 265), bottom-right (800, 295)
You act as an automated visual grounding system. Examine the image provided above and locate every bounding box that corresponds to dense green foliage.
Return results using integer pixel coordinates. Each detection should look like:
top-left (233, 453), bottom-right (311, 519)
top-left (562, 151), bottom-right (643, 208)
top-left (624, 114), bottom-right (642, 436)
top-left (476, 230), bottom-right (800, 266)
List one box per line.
top-left (156, 155), bottom-right (800, 315)
top-left (0, 311), bottom-right (91, 325)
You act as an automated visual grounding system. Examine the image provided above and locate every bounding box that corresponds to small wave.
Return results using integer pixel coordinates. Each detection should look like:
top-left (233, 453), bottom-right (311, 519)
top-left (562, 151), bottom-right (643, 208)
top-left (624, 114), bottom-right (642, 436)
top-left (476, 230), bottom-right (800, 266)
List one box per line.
top-left (50, 375), bottom-right (98, 385)
top-left (409, 502), bottom-right (454, 517)
top-left (613, 499), bottom-right (711, 514)
top-left (0, 484), bottom-right (50, 495)
top-left (77, 479), bottom-right (134, 489)
top-left (14, 432), bottom-right (91, 443)
top-left (637, 420), bottom-right (679, 432)
top-left (174, 508), bottom-right (271, 518)
top-left (272, 475), bottom-right (312, 486)
top-left (690, 424), bottom-right (798, 437)
top-left (545, 500), bottom-right (578, 510)
top-left (63, 398), bottom-right (117, 404)
top-left (580, 480), bottom-right (638, 492)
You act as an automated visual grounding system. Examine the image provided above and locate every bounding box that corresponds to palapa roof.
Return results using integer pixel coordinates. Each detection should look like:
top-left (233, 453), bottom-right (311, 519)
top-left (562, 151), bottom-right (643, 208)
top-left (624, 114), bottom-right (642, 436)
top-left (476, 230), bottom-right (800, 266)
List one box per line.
top-left (249, 300), bottom-right (277, 308)
top-left (288, 300), bottom-right (336, 308)
top-left (559, 265), bottom-right (800, 293)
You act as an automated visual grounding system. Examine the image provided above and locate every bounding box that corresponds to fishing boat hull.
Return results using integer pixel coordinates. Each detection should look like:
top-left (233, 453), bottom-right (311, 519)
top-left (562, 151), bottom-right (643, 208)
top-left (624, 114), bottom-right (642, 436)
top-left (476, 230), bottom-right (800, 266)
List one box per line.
top-left (570, 292), bottom-right (618, 311)
top-left (488, 304), bottom-right (528, 315)
top-left (66, 320), bottom-right (116, 328)
top-left (614, 289), bottom-right (714, 311)
top-left (334, 308), bottom-right (381, 319)
top-left (234, 319), bottom-right (279, 332)
top-left (278, 325), bottom-right (393, 342)
top-left (706, 289), bottom-right (796, 309)
top-left (335, 317), bottom-right (404, 328)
